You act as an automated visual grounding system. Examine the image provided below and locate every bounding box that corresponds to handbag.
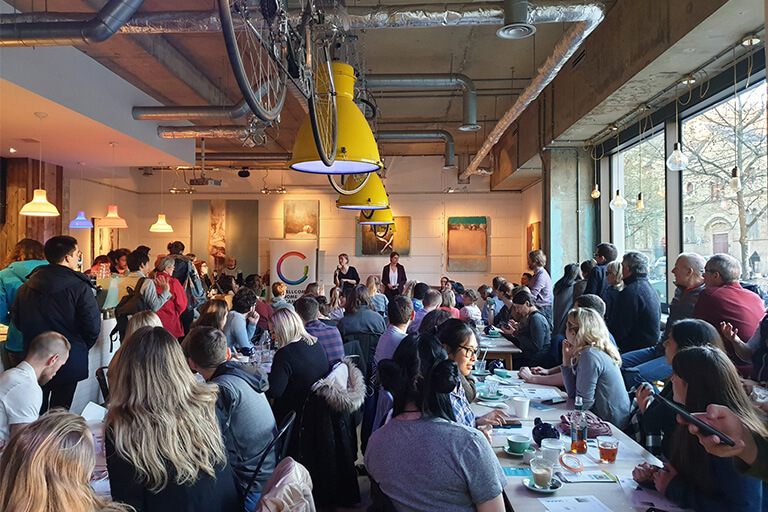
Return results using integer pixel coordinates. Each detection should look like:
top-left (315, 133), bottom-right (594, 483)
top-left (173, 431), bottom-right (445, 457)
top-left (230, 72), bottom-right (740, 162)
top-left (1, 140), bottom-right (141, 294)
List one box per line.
top-left (558, 411), bottom-right (612, 438)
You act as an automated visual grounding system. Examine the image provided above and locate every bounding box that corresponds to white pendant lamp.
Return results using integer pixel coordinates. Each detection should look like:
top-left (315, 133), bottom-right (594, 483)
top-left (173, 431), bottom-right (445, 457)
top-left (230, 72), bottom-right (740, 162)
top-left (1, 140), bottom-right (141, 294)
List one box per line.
top-left (609, 190), bottom-right (628, 211)
top-left (150, 170), bottom-right (173, 232)
top-left (20, 112), bottom-right (60, 218)
top-left (666, 84), bottom-right (689, 171)
top-left (102, 142), bottom-right (127, 229)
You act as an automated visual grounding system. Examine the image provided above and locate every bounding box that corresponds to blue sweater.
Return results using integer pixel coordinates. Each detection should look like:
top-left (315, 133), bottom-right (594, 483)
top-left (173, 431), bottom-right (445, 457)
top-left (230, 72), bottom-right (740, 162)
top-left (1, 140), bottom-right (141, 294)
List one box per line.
top-left (0, 260), bottom-right (47, 352)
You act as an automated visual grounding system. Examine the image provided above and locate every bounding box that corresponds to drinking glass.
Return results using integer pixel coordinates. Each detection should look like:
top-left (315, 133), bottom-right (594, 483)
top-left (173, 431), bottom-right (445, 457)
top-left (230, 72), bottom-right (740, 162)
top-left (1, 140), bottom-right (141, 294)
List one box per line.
top-left (485, 379), bottom-right (500, 396)
top-left (597, 436), bottom-right (619, 463)
top-left (475, 360), bottom-right (487, 373)
top-left (530, 457), bottom-right (554, 489)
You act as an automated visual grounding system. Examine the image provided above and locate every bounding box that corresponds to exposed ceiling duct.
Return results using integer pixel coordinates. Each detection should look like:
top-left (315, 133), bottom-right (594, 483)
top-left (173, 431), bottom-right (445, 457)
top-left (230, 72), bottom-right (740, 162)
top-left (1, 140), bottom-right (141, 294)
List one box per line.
top-left (0, 0), bottom-right (144, 46)
top-left (365, 75), bottom-right (480, 132)
top-left (157, 126), bottom-right (250, 139)
top-left (460, 1), bottom-right (605, 179)
top-left (133, 99), bottom-right (250, 121)
top-left (377, 130), bottom-right (456, 169)
top-left (197, 153), bottom-right (291, 162)
top-left (497, 0), bottom-right (536, 39)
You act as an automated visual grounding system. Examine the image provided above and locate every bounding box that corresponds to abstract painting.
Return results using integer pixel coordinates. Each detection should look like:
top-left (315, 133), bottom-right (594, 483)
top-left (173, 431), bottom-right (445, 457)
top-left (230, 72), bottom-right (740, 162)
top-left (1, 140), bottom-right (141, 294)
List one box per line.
top-left (357, 216), bottom-right (411, 257)
top-left (191, 200), bottom-right (260, 277)
top-left (284, 200), bottom-right (319, 239)
top-left (526, 221), bottom-right (542, 253)
top-left (447, 216), bottom-right (487, 272)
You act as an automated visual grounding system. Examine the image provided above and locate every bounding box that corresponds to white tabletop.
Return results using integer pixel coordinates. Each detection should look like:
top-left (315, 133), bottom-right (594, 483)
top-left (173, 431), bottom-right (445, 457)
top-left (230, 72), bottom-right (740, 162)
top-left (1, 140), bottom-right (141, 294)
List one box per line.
top-left (471, 378), bottom-right (663, 512)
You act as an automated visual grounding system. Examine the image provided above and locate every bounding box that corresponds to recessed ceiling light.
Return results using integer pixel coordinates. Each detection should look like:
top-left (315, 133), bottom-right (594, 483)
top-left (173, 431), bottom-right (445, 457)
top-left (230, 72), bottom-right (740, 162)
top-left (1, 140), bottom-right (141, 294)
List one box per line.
top-left (9, 148), bottom-right (16, 153)
top-left (742, 34), bottom-right (761, 47)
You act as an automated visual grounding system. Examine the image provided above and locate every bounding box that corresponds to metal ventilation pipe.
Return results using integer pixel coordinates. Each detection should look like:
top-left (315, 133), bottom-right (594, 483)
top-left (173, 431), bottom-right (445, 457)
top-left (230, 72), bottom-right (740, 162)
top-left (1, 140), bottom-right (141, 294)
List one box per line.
top-left (460, 1), bottom-right (605, 179)
top-left (377, 130), bottom-right (456, 169)
top-left (198, 153), bottom-right (291, 162)
top-left (497, 0), bottom-right (536, 39)
top-left (157, 126), bottom-right (250, 139)
top-left (0, 0), bottom-right (145, 46)
top-left (365, 74), bottom-right (480, 132)
top-left (134, 99), bottom-right (250, 121)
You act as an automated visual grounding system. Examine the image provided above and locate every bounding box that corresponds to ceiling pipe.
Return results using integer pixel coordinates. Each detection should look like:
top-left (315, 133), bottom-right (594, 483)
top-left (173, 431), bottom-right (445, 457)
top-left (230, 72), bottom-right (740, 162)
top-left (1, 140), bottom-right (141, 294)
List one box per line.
top-left (157, 126), bottom-right (250, 139)
top-left (0, 0), bottom-right (144, 46)
top-left (133, 99), bottom-right (250, 121)
top-left (377, 131), bottom-right (456, 169)
top-left (460, 1), bottom-right (605, 179)
top-left (366, 75), bottom-right (480, 132)
top-left (197, 153), bottom-right (291, 162)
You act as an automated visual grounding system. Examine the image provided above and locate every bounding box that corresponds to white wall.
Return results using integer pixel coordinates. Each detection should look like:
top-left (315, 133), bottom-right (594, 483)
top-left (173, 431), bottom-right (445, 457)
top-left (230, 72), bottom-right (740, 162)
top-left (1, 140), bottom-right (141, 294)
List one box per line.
top-left (69, 157), bottom-right (542, 290)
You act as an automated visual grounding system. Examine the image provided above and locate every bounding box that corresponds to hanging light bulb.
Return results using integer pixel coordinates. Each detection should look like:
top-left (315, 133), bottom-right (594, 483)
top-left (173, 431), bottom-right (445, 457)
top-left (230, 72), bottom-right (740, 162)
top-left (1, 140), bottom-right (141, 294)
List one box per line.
top-left (20, 112), bottom-right (60, 217)
top-left (590, 183), bottom-right (601, 199)
top-left (609, 190), bottom-right (628, 212)
top-left (730, 166), bottom-right (742, 192)
top-left (636, 192), bottom-right (645, 211)
top-left (666, 142), bottom-right (689, 171)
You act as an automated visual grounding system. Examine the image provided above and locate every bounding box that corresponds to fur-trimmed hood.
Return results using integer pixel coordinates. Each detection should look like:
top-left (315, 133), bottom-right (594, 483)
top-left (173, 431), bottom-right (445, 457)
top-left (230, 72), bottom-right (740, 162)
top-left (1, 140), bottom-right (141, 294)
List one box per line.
top-left (311, 358), bottom-right (366, 414)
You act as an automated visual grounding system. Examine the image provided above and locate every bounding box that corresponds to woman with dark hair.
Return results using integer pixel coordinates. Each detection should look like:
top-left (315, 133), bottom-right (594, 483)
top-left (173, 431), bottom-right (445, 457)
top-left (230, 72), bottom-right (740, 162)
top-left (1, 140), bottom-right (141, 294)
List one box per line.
top-left (552, 263), bottom-right (581, 336)
top-left (382, 251), bottom-right (407, 300)
top-left (109, 248), bottom-right (131, 276)
top-left (337, 285), bottom-right (386, 349)
top-left (438, 319), bottom-right (509, 428)
top-left (333, 254), bottom-right (360, 294)
top-left (0, 238), bottom-right (47, 367)
top-left (631, 319), bottom-right (725, 457)
top-left (632, 345), bottom-right (767, 512)
top-left (365, 333), bottom-right (506, 512)
top-left (573, 260), bottom-right (596, 299)
top-left (418, 309), bottom-right (453, 335)
top-left (216, 274), bottom-right (239, 296)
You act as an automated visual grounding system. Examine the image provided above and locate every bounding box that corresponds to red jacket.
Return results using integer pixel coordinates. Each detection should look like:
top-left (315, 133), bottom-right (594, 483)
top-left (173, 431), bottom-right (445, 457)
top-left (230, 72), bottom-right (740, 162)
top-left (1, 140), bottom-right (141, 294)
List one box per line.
top-left (155, 271), bottom-right (188, 337)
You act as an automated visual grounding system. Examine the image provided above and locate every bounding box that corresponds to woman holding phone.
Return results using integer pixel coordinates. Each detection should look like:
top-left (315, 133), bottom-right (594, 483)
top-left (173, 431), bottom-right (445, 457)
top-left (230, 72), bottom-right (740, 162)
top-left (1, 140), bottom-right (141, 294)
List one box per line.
top-left (632, 345), bottom-right (767, 512)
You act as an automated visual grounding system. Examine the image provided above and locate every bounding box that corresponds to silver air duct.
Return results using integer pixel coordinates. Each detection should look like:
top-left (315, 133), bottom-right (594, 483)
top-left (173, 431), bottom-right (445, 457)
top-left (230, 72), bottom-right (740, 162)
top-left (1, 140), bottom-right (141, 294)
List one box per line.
top-left (377, 131), bottom-right (456, 169)
top-left (498, 0), bottom-right (535, 39)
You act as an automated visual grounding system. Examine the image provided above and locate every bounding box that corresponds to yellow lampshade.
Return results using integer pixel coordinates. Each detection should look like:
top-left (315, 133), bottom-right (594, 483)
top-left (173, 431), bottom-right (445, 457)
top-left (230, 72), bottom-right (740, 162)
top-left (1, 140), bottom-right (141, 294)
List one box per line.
top-left (358, 208), bottom-right (394, 225)
top-left (20, 189), bottom-right (60, 217)
top-left (149, 213), bottom-right (174, 233)
top-left (290, 62), bottom-right (382, 174)
top-left (337, 172), bottom-right (389, 210)
top-left (100, 204), bottom-right (128, 228)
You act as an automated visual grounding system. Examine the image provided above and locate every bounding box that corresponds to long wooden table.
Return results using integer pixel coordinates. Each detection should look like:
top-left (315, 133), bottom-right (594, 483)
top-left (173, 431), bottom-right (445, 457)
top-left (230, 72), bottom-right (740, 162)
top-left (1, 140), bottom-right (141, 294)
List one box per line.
top-left (472, 376), bottom-right (663, 512)
top-left (477, 333), bottom-right (522, 370)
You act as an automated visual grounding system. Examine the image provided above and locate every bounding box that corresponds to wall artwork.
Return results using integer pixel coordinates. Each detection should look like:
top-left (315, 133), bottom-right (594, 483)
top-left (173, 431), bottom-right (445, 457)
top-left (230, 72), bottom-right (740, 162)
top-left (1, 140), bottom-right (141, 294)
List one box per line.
top-left (447, 216), bottom-right (488, 272)
top-left (284, 200), bottom-right (319, 239)
top-left (92, 218), bottom-right (120, 258)
top-left (191, 200), bottom-right (260, 277)
top-left (356, 216), bottom-right (411, 257)
top-left (526, 221), bottom-right (542, 253)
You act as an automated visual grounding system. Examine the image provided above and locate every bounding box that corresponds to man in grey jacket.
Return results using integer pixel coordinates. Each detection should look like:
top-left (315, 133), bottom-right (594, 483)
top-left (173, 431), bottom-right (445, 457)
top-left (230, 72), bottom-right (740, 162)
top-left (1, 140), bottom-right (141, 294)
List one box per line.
top-left (183, 326), bottom-right (277, 509)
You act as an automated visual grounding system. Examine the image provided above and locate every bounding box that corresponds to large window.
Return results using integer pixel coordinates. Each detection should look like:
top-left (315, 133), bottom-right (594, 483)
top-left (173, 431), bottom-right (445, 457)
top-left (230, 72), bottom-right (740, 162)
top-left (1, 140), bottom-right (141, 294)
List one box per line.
top-left (616, 131), bottom-right (668, 301)
top-left (681, 82), bottom-right (767, 283)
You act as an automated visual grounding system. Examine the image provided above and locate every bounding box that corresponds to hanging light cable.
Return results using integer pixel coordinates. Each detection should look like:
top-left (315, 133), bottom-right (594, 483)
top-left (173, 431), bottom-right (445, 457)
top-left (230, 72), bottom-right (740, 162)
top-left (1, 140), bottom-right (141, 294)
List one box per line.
top-left (101, 142), bottom-right (128, 228)
top-left (69, 163), bottom-right (93, 229)
top-left (609, 126), bottom-right (627, 212)
top-left (637, 112), bottom-right (646, 211)
top-left (666, 83), bottom-right (689, 171)
top-left (589, 142), bottom-right (602, 199)
top-left (730, 47), bottom-right (743, 192)
top-left (20, 112), bottom-right (60, 217)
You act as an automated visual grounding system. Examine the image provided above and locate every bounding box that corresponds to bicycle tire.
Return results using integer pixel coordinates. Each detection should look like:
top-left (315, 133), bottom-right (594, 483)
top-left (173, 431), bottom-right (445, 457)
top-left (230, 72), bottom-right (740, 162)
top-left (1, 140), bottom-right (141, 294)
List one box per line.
top-left (218, 0), bottom-right (288, 122)
top-left (307, 40), bottom-right (337, 166)
top-left (328, 173), bottom-right (371, 195)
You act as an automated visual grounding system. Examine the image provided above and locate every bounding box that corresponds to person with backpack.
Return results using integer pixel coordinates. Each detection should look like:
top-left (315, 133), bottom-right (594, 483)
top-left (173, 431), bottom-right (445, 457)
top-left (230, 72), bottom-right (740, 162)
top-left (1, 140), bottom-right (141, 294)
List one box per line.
top-left (113, 250), bottom-right (172, 342)
top-left (167, 241), bottom-right (204, 334)
top-left (155, 256), bottom-right (188, 340)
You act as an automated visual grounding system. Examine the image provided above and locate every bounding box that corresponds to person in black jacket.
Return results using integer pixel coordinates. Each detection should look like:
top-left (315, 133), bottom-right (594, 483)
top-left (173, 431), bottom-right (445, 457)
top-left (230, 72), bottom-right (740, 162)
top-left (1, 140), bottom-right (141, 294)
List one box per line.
top-left (381, 252), bottom-right (407, 300)
top-left (500, 290), bottom-right (553, 369)
top-left (584, 242), bottom-right (618, 298)
top-left (608, 251), bottom-right (661, 353)
top-left (10, 236), bottom-right (101, 411)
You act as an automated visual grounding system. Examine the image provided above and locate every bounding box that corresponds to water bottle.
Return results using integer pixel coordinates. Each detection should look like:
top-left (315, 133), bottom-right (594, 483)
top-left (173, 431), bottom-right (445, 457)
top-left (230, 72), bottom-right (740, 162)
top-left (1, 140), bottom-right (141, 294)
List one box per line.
top-left (570, 396), bottom-right (588, 454)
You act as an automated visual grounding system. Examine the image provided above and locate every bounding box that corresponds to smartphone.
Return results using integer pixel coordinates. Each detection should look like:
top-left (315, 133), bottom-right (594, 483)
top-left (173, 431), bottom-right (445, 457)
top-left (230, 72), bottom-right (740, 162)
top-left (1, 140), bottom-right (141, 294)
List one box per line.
top-left (652, 392), bottom-right (735, 446)
top-left (542, 397), bottom-right (566, 405)
top-left (492, 419), bottom-right (522, 428)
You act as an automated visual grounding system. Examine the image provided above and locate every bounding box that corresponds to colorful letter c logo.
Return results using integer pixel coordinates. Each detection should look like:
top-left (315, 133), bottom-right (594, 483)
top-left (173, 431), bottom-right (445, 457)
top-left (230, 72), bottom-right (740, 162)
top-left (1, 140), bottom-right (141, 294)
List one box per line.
top-left (276, 251), bottom-right (309, 285)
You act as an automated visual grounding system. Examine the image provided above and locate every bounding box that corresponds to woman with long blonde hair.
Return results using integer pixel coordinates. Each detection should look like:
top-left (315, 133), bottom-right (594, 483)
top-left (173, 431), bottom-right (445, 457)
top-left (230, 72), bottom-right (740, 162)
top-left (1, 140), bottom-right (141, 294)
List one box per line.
top-left (328, 286), bottom-right (345, 320)
top-left (105, 326), bottom-right (241, 511)
top-left (561, 307), bottom-right (630, 428)
top-left (0, 410), bottom-right (132, 512)
top-left (366, 275), bottom-right (389, 316)
top-left (603, 260), bottom-right (623, 323)
top-left (266, 309), bottom-right (330, 433)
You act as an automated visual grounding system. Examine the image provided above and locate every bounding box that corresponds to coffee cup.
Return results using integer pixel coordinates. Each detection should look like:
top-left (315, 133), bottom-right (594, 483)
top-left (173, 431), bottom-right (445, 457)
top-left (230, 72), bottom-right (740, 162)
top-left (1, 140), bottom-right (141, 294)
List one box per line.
top-left (507, 434), bottom-right (531, 454)
top-left (522, 448), bottom-right (537, 464)
top-left (540, 438), bottom-right (564, 464)
top-left (512, 397), bottom-right (530, 418)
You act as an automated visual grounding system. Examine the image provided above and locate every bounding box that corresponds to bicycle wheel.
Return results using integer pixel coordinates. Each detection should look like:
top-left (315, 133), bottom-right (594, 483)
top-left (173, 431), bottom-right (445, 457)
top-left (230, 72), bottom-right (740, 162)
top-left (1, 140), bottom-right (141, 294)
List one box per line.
top-left (328, 173), bottom-right (370, 195)
top-left (218, 0), bottom-right (288, 122)
top-left (307, 37), bottom-right (337, 166)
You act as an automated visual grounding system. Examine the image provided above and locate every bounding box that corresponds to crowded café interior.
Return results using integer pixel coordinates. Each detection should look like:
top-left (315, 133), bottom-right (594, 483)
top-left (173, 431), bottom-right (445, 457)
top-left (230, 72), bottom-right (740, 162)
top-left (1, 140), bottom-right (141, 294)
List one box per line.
top-left (1, 0), bottom-right (768, 510)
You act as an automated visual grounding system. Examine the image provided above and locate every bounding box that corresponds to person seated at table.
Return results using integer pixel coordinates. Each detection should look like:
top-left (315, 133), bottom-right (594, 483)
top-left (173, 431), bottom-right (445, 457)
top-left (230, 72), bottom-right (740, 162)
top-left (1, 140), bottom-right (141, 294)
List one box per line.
top-left (105, 326), bottom-right (242, 512)
top-left (499, 290), bottom-right (552, 369)
top-left (0, 410), bottom-right (133, 512)
top-left (459, 289), bottom-right (482, 326)
top-left (408, 289), bottom-right (442, 334)
top-left (439, 289), bottom-right (460, 319)
top-left (223, 287), bottom-right (260, 352)
top-left (328, 286), bottom-right (345, 320)
top-left (365, 332), bottom-right (507, 512)
top-left (411, 282), bottom-right (429, 312)
top-left (366, 275), bottom-right (389, 316)
top-left (374, 295), bottom-right (414, 364)
top-left (552, 263), bottom-right (580, 337)
top-left (573, 259), bottom-right (595, 299)
top-left (126, 310), bottom-right (163, 339)
top-left (561, 308), bottom-right (630, 428)
top-left (438, 319), bottom-right (509, 428)
top-left (337, 285), bottom-right (387, 340)
top-left (628, 319), bottom-right (724, 457)
top-left (183, 326), bottom-right (277, 511)
top-left (270, 281), bottom-right (294, 312)
top-left (418, 309), bottom-right (453, 335)
top-left (632, 345), bottom-right (766, 512)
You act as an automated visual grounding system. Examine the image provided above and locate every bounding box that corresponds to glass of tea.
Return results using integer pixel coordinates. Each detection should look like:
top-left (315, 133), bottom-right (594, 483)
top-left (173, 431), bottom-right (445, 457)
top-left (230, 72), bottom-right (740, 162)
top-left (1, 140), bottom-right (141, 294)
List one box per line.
top-left (597, 436), bottom-right (619, 463)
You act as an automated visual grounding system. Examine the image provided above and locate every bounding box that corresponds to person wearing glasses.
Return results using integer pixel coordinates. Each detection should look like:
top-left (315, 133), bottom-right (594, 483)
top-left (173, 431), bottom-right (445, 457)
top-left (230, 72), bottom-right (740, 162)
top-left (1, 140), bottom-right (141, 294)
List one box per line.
top-left (693, 254), bottom-right (765, 378)
top-left (437, 319), bottom-right (509, 428)
top-left (10, 236), bottom-right (101, 411)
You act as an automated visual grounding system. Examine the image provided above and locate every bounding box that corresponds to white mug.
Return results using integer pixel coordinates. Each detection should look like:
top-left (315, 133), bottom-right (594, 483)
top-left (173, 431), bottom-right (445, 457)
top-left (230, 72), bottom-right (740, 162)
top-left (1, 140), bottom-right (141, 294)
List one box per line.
top-left (540, 438), bottom-right (564, 464)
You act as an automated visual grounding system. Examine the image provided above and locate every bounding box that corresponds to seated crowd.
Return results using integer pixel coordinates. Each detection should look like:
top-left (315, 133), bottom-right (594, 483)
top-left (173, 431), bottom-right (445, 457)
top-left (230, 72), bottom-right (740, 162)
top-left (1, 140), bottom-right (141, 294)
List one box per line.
top-left (1, 240), bottom-right (768, 512)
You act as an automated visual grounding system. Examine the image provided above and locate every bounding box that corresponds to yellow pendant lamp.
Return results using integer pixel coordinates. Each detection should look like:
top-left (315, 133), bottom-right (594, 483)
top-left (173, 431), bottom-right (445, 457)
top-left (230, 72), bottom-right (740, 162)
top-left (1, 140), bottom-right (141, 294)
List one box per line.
top-left (290, 62), bottom-right (382, 174)
top-left (358, 208), bottom-right (394, 225)
top-left (149, 213), bottom-right (174, 233)
top-left (336, 172), bottom-right (389, 210)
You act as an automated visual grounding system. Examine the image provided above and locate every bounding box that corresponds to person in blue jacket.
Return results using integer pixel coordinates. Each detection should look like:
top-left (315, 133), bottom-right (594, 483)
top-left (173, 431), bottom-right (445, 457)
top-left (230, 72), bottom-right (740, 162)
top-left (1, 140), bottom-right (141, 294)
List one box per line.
top-left (0, 238), bottom-right (47, 367)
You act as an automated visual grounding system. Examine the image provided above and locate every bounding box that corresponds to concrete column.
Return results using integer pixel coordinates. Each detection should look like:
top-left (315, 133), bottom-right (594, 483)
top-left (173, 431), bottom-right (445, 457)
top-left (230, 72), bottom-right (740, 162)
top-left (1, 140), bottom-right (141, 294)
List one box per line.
top-left (542, 148), bottom-right (597, 282)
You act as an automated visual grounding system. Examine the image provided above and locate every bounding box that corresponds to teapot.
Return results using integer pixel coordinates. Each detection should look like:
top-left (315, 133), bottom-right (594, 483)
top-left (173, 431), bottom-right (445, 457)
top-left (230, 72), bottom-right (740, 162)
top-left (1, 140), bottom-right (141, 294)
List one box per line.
top-left (532, 417), bottom-right (559, 446)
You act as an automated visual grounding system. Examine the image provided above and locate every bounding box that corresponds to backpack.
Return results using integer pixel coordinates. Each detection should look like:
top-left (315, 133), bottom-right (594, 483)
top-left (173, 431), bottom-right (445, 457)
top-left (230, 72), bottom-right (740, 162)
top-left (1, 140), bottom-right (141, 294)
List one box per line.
top-left (110, 277), bottom-right (147, 343)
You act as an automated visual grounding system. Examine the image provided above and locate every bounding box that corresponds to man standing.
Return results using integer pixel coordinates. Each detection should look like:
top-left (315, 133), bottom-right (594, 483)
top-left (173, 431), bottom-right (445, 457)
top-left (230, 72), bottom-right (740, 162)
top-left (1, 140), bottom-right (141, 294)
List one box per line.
top-left (621, 253), bottom-right (706, 388)
top-left (295, 295), bottom-right (345, 364)
top-left (526, 250), bottom-right (553, 320)
top-left (694, 253), bottom-right (765, 377)
top-left (374, 295), bottom-right (414, 364)
top-left (608, 252), bottom-right (661, 353)
top-left (585, 243), bottom-right (618, 298)
top-left (11, 236), bottom-right (101, 411)
top-left (0, 331), bottom-right (70, 444)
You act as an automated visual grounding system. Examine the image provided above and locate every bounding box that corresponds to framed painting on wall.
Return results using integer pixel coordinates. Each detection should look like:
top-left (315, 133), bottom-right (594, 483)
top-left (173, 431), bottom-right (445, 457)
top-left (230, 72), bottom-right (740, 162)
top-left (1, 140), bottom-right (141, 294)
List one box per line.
top-left (526, 221), bottom-right (542, 253)
top-left (356, 216), bottom-right (411, 257)
top-left (284, 200), bottom-right (319, 239)
top-left (447, 216), bottom-right (488, 272)
top-left (92, 218), bottom-right (120, 258)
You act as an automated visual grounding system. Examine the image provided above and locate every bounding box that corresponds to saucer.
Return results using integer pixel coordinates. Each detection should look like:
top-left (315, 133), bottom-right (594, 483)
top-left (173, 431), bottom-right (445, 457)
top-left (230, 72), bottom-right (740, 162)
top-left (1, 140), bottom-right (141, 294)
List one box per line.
top-left (478, 392), bottom-right (504, 400)
top-left (471, 369), bottom-right (491, 377)
top-left (502, 446), bottom-right (526, 457)
top-left (522, 477), bottom-right (562, 494)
